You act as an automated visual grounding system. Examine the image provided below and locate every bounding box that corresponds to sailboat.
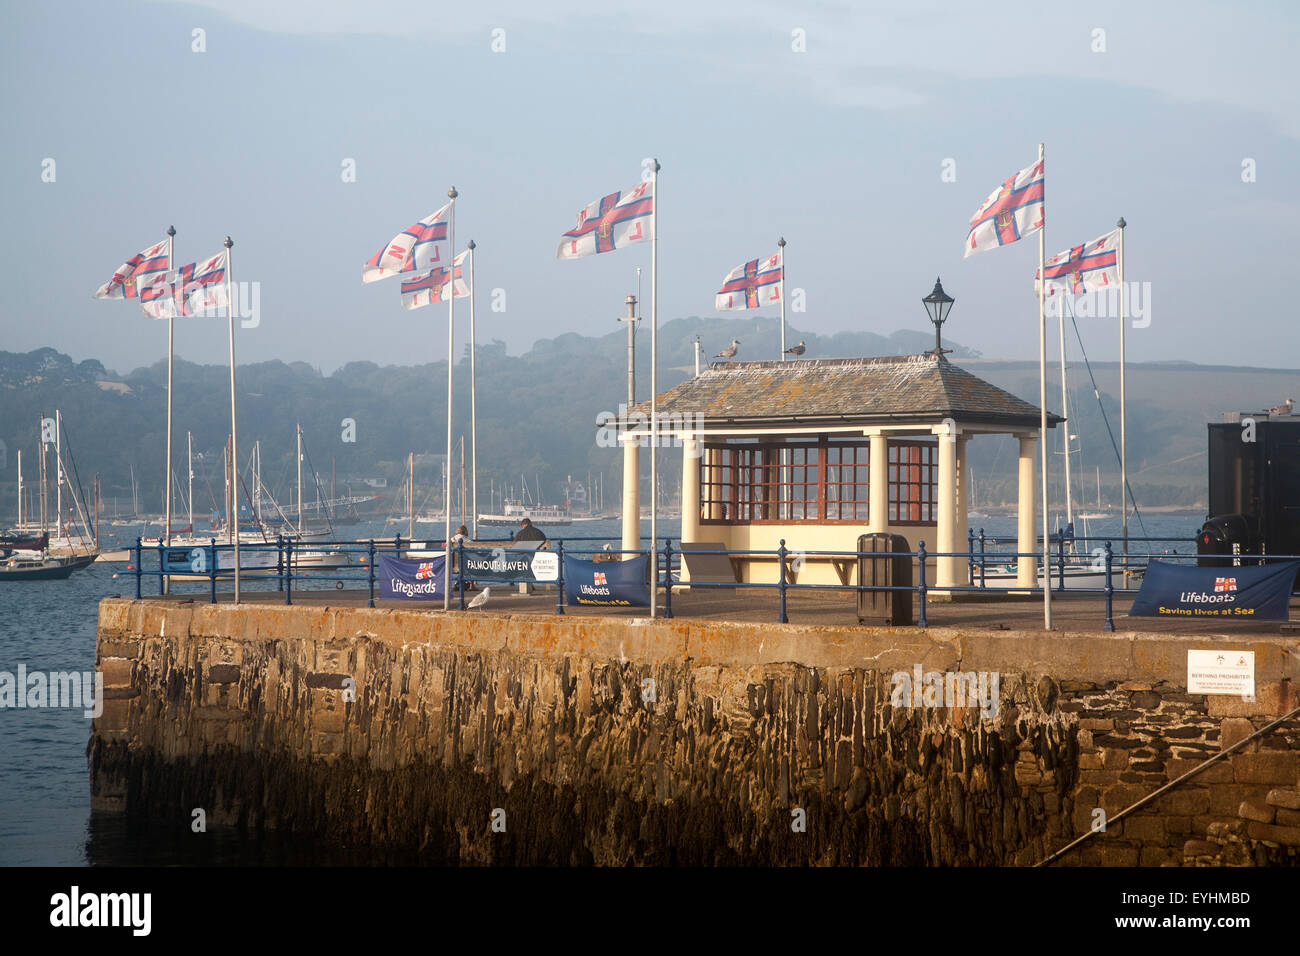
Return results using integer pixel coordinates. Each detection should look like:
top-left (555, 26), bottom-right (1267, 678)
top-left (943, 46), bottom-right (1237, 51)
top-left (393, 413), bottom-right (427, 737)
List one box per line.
top-left (1078, 467), bottom-right (1111, 520)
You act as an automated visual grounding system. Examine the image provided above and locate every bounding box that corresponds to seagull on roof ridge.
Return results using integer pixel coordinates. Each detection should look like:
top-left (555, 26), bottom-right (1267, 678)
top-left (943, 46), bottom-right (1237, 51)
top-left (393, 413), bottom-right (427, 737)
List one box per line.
top-left (785, 340), bottom-right (806, 357)
top-left (715, 339), bottom-right (740, 360)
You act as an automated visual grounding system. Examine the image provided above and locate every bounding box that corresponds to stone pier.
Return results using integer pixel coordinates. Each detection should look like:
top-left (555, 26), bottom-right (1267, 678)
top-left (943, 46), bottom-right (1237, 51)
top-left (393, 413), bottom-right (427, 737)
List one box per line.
top-left (90, 599), bottom-right (1300, 865)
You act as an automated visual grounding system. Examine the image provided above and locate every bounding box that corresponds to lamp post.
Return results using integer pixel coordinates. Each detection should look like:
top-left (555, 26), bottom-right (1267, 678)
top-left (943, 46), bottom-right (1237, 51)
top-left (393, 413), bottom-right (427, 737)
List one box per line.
top-left (922, 277), bottom-right (955, 358)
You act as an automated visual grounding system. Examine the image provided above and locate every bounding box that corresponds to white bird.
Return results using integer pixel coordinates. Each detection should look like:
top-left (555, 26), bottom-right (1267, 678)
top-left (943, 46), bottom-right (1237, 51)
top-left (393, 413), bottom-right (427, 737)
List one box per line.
top-left (466, 586), bottom-right (491, 609)
top-left (785, 340), bottom-right (806, 357)
top-left (602, 542), bottom-right (612, 551)
top-left (715, 338), bottom-right (740, 360)
top-left (1266, 397), bottom-right (1294, 416)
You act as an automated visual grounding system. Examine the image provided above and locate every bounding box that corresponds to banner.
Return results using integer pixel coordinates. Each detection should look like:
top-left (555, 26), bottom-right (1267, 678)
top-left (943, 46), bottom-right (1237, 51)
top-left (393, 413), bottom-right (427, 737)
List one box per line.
top-left (461, 547), bottom-right (558, 583)
top-left (1130, 560), bottom-right (1298, 621)
top-left (377, 553), bottom-right (445, 599)
top-left (564, 555), bottom-right (650, 607)
top-left (161, 546), bottom-right (280, 573)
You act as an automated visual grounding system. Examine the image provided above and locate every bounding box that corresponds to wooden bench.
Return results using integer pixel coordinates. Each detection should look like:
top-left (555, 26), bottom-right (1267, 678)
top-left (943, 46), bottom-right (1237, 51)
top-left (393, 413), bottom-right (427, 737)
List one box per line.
top-left (679, 541), bottom-right (739, 590)
top-left (735, 552), bottom-right (857, 586)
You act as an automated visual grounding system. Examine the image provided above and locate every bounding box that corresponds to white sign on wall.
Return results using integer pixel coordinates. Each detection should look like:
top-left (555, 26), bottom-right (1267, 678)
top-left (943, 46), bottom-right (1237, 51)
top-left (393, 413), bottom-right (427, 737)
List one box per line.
top-left (1187, 649), bottom-right (1255, 697)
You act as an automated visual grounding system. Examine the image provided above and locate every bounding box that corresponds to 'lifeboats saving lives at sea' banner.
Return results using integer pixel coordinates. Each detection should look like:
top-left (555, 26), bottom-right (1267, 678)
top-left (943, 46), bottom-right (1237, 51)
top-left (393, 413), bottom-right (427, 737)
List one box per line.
top-left (377, 554), bottom-right (445, 599)
top-left (1129, 560), bottom-right (1299, 621)
top-left (564, 555), bottom-right (650, 607)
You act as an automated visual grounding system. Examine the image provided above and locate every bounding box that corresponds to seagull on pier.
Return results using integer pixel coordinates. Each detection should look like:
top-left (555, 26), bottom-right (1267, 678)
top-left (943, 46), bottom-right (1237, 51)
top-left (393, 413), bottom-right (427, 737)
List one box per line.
top-left (466, 586), bottom-right (491, 610)
top-left (715, 339), bottom-right (740, 360)
top-left (785, 340), bottom-right (806, 357)
top-left (1266, 397), bottom-right (1294, 416)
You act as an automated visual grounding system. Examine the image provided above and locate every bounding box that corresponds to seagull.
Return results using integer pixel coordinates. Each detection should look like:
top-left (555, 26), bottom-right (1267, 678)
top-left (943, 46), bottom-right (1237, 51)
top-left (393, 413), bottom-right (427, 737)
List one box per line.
top-left (602, 543), bottom-right (612, 551)
top-left (1266, 397), bottom-right (1294, 416)
top-left (466, 586), bottom-right (491, 610)
top-left (785, 340), bottom-right (806, 357)
top-left (715, 339), bottom-right (740, 360)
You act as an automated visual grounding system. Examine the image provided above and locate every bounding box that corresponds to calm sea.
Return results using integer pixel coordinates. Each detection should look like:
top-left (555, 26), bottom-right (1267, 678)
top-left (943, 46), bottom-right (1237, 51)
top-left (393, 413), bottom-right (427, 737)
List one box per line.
top-left (0, 511), bottom-right (1203, 866)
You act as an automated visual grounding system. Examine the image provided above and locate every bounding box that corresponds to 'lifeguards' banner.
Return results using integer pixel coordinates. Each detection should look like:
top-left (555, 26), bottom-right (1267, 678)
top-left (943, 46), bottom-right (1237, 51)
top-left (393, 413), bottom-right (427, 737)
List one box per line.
top-left (377, 553), bottom-right (445, 599)
top-left (564, 555), bottom-right (650, 607)
top-left (1129, 560), bottom-right (1298, 621)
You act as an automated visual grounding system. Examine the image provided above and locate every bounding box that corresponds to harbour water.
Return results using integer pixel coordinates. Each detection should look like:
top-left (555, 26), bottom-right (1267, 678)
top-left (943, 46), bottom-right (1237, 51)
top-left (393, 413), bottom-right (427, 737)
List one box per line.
top-left (0, 512), bottom-right (1204, 866)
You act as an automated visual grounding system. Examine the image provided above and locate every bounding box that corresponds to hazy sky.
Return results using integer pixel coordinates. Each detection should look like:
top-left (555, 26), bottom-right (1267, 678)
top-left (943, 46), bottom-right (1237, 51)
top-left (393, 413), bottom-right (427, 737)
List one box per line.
top-left (2, 0), bottom-right (1296, 375)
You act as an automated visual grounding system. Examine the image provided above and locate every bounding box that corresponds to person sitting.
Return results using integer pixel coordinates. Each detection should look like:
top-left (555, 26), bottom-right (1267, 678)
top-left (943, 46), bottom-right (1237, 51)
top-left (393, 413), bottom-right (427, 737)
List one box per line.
top-left (512, 517), bottom-right (547, 546)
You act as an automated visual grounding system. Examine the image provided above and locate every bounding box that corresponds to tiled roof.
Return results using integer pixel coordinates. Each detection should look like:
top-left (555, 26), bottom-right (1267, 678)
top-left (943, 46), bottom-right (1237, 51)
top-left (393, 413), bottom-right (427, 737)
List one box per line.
top-left (632, 355), bottom-right (1061, 429)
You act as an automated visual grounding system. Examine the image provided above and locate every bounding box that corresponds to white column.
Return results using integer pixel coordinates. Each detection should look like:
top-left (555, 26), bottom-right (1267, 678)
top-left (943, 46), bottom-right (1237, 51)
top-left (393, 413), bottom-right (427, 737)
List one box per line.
top-left (868, 432), bottom-right (888, 532)
top-left (936, 425), bottom-right (958, 589)
top-left (681, 437), bottom-right (700, 544)
top-left (1017, 435), bottom-right (1038, 589)
top-left (621, 438), bottom-right (640, 560)
top-left (956, 435), bottom-right (970, 584)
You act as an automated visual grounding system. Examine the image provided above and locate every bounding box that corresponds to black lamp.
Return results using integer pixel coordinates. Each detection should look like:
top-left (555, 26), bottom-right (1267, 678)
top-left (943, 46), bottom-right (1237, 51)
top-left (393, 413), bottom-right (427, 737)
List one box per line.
top-left (922, 277), bottom-right (954, 357)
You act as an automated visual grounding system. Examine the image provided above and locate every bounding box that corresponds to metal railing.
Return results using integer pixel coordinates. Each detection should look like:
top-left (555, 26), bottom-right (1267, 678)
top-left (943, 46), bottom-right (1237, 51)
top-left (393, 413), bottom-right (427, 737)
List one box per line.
top-left (130, 533), bottom-right (1297, 631)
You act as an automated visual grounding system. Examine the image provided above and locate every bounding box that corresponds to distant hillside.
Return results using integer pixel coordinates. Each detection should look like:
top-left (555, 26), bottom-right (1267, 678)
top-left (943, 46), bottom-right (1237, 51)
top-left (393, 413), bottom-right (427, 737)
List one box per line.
top-left (1, 321), bottom-right (1296, 520)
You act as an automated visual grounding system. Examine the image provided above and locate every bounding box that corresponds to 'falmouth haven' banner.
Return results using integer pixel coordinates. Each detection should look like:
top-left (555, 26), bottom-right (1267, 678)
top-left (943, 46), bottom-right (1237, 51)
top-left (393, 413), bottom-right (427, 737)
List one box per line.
top-left (1129, 560), bottom-right (1299, 621)
top-left (564, 555), bottom-right (650, 607)
top-left (461, 548), bottom-right (559, 583)
top-left (377, 554), bottom-right (446, 599)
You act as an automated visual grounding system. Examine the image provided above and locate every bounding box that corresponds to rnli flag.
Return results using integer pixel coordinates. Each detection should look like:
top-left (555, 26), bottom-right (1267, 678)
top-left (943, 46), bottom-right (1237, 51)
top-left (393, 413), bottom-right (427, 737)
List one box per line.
top-left (399, 250), bottom-right (469, 310)
top-left (182, 250), bottom-right (230, 314)
top-left (964, 158), bottom-right (1045, 258)
top-left (138, 263), bottom-right (194, 320)
top-left (362, 202), bottom-right (451, 283)
top-left (557, 180), bottom-right (653, 259)
top-left (94, 238), bottom-right (170, 299)
top-left (1035, 228), bottom-right (1119, 296)
top-left (716, 250), bottom-right (782, 312)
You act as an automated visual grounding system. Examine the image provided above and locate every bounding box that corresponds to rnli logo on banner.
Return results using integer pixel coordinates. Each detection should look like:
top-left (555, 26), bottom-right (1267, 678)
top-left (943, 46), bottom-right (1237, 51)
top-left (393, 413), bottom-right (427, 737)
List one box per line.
top-left (594, 571), bottom-right (607, 586)
top-left (1214, 577), bottom-right (1237, 593)
top-left (415, 562), bottom-right (436, 580)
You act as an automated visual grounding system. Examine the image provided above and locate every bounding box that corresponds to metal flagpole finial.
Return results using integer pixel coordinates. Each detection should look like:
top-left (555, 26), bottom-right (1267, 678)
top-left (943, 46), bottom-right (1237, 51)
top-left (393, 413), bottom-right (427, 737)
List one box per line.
top-left (467, 239), bottom-right (476, 250)
top-left (448, 186), bottom-right (458, 199)
top-left (167, 225), bottom-right (176, 237)
top-left (778, 236), bottom-right (786, 248)
top-left (224, 236), bottom-right (233, 248)
top-left (1117, 217), bottom-right (1126, 229)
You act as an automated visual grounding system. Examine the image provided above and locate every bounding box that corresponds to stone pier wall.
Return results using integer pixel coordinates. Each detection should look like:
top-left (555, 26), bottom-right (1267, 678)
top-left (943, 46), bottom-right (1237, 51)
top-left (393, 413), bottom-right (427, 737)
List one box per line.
top-left (91, 599), bottom-right (1300, 865)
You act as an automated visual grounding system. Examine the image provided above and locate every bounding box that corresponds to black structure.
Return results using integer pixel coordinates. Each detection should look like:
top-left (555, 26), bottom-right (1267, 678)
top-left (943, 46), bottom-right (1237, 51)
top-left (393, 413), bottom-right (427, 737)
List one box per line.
top-left (1198, 414), bottom-right (1300, 583)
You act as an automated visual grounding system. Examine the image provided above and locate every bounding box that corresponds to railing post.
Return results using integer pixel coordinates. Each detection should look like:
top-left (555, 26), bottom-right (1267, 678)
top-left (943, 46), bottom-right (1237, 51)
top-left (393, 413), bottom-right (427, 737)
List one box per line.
top-left (157, 540), bottom-right (165, 595)
top-left (1103, 541), bottom-right (1115, 632)
top-left (208, 538), bottom-right (217, 604)
top-left (555, 539), bottom-right (565, 615)
top-left (662, 539), bottom-right (674, 619)
top-left (777, 539), bottom-right (788, 624)
top-left (458, 537), bottom-right (466, 611)
top-left (978, 528), bottom-right (987, 589)
top-left (967, 527), bottom-right (975, 586)
top-left (284, 536), bottom-right (293, 606)
top-left (1057, 532), bottom-right (1066, 591)
top-left (394, 534), bottom-right (401, 556)
top-left (917, 541), bottom-right (928, 628)
top-left (276, 534), bottom-right (284, 592)
top-left (367, 539), bottom-right (376, 608)
top-left (134, 536), bottom-right (142, 600)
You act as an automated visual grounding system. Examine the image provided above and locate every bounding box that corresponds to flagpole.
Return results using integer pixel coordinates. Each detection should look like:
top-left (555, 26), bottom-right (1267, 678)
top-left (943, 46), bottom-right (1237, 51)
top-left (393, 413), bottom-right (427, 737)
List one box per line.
top-left (444, 187), bottom-right (457, 611)
top-left (649, 159), bottom-right (660, 619)
top-left (164, 226), bottom-right (176, 593)
top-left (1037, 142), bottom-right (1051, 630)
top-left (778, 236), bottom-right (787, 360)
top-left (1117, 216), bottom-right (1128, 570)
top-left (224, 236), bottom-right (240, 603)
top-left (468, 239), bottom-right (478, 540)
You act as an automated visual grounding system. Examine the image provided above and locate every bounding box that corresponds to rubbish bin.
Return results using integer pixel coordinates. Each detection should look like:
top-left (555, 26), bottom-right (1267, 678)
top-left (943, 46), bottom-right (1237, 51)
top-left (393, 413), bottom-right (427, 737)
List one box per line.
top-left (856, 533), bottom-right (913, 626)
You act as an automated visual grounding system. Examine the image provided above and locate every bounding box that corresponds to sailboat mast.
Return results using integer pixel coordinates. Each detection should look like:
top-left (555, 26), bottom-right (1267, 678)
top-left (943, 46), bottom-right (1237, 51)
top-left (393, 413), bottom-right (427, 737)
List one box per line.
top-left (408, 452), bottom-right (414, 542)
top-left (55, 410), bottom-right (63, 537)
top-left (187, 432), bottom-right (194, 532)
top-left (16, 450), bottom-right (22, 530)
